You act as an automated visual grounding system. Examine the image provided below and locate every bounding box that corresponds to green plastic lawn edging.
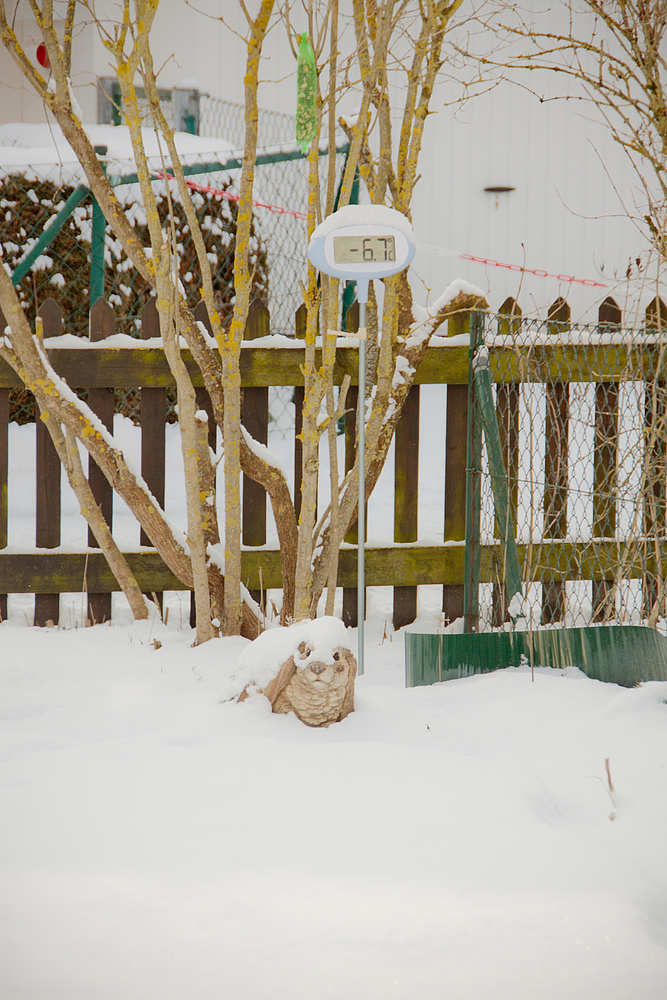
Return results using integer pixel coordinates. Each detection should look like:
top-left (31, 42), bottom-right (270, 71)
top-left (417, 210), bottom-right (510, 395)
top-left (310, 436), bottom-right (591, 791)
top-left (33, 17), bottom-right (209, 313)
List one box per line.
top-left (404, 625), bottom-right (667, 688)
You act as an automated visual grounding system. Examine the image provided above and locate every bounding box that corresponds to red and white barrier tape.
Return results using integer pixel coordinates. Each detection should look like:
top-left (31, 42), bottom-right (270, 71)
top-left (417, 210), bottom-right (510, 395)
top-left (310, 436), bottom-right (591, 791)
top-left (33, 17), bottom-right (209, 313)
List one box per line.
top-left (156, 173), bottom-right (611, 287)
top-left (459, 252), bottom-right (609, 288)
top-left (157, 172), bottom-right (308, 221)
top-left (420, 243), bottom-right (610, 288)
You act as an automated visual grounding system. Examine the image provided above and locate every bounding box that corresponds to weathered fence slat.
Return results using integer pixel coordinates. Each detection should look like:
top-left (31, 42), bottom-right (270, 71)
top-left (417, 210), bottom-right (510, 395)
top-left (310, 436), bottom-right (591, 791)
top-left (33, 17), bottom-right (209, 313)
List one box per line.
top-left (87, 297), bottom-right (115, 624)
top-left (542, 297), bottom-right (570, 624)
top-left (341, 301), bottom-right (365, 627)
top-left (293, 303), bottom-right (307, 522)
top-left (492, 298), bottom-right (521, 626)
top-left (140, 297), bottom-right (167, 610)
top-left (9, 337), bottom-right (667, 391)
top-left (642, 296), bottom-right (667, 619)
top-left (463, 311), bottom-right (485, 633)
top-left (2, 537), bottom-right (661, 595)
top-left (443, 309), bottom-right (469, 624)
top-left (34, 300), bottom-right (62, 626)
top-left (0, 387), bottom-right (6, 552)
top-left (0, 544), bottom-right (466, 594)
top-left (393, 384), bottom-right (419, 627)
top-left (592, 297), bottom-right (622, 621)
top-left (242, 300), bottom-right (269, 606)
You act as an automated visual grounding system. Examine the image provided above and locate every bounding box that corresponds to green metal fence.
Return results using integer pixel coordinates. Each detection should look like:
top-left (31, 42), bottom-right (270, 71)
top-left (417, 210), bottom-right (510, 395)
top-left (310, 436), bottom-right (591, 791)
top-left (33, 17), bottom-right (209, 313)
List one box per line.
top-left (2, 144), bottom-right (349, 336)
top-left (1, 99), bottom-right (350, 422)
top-left (465, 301), bottom-right (667, 632)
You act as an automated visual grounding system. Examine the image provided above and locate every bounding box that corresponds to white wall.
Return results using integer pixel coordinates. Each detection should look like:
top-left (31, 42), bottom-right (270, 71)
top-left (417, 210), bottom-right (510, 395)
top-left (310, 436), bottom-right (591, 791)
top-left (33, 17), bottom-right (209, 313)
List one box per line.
top-left (0, 0), bottom-right (659, 323)
top-left (411, 76), bottom-right (649, 322)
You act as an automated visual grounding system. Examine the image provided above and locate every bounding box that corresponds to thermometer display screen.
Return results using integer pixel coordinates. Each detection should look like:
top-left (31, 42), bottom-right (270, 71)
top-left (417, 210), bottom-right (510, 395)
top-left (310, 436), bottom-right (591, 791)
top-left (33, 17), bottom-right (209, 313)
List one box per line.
top-left (333, 235), bottom-right (396, 264)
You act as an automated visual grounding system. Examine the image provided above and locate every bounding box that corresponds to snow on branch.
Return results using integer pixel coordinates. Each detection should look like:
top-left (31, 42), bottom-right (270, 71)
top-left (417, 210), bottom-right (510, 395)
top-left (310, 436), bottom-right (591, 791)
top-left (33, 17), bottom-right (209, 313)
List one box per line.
top-left (406, 279), bottom-right (485, 348)
top-left (240, 424), bottom-right (289, 480)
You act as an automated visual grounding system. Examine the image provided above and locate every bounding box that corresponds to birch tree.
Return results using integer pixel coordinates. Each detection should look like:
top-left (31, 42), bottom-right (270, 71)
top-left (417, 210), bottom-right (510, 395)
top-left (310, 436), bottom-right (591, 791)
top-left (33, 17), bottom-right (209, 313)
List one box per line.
top-left (284, 0), bottom-right (482, 619)
top-left (0, 0), bottom-right (277, 640)
top-left (0, 0), bottom-right (482, 636)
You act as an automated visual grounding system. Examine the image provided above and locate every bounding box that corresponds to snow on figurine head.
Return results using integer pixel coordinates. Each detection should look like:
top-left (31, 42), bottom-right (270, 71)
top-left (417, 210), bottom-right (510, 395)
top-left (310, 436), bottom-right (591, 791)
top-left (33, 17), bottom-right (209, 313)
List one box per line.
top-left (235, 617), bottom-right (357, 727)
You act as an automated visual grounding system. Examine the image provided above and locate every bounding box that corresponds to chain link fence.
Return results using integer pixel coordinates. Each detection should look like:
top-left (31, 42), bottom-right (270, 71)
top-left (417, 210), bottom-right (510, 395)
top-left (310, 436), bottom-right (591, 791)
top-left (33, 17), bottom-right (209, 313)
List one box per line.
top-left (1, 160), bottom-right (267, 332)
top-left (201, 96), bottom-right (298, 147)
top-left (197, 96), bottom-right (349, 338)
top-left (471, 308), bottom-right (667, 632)
top-left (0, 99), bottom-right (350, 425)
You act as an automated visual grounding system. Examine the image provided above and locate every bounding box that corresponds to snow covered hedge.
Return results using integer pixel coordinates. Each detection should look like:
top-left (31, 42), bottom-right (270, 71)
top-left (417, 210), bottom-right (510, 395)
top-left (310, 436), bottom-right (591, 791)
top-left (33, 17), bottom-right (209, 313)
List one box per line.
top-left (1, 172), bottom-right (270, 421)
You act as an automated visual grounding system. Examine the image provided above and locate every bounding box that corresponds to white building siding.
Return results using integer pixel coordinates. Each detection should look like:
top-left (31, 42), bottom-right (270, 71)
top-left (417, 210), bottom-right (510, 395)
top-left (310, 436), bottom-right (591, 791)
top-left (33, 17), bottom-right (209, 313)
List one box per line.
top-left (413, 78), bottom-right (647, 321)
top-left (0, 0), bottom-right (659, 322)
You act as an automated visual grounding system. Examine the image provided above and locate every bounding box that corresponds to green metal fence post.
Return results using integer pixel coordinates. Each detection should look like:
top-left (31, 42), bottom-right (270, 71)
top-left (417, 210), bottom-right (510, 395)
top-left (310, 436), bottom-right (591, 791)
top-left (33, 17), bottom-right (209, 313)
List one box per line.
top-left (339, 161), bottom-right (359, 330)
top-left (463, 310), bottom-right (485, 632)
top-left (90, 146), bottom-right (108, 309)
top-left (330, 143), bottom-right (359, 329)
top-left (473, 346), bottom-right (523, 611)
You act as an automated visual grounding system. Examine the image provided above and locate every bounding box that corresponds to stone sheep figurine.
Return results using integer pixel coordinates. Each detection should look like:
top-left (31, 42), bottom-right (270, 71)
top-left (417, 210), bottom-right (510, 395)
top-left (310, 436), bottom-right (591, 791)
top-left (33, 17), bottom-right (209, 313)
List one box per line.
top-left (234, 617), bottom-right (357, 728)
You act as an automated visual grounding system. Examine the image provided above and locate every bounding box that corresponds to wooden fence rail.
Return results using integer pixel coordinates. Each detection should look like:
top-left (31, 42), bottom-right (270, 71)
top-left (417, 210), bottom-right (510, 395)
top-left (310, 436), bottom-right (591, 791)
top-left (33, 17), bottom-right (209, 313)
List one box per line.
top-left (1, 294), bottom-right (666, 628)
top-left (0, 295), bottom-right (473, 627)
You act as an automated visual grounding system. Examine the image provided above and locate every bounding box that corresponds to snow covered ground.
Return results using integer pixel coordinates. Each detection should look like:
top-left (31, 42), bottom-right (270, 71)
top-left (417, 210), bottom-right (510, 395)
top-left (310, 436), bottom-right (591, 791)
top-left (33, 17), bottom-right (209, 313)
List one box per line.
top-left (2, 390), bottom-right (667, 998)
top-left (2, 602), bottom-right (667, 999)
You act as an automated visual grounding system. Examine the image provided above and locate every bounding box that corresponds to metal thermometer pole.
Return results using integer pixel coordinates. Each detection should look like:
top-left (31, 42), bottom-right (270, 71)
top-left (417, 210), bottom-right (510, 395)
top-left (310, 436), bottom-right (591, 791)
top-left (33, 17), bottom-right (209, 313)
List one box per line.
top-left (307, 215), bottom-right (415, 672)
top-left (357, 294), bottom-right (367, 676)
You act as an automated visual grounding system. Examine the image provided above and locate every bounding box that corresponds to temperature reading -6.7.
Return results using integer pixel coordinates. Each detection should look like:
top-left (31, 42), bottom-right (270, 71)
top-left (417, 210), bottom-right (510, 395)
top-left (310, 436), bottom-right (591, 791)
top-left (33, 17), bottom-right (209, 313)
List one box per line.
top-left (333, 235), bottom-right (396, 265)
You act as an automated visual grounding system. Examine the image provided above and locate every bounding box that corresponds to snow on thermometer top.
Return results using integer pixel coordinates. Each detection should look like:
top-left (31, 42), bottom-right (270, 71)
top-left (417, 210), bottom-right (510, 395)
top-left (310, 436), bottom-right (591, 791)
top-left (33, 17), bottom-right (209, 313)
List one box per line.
top-left (308, 205), bottom-right (415, 303)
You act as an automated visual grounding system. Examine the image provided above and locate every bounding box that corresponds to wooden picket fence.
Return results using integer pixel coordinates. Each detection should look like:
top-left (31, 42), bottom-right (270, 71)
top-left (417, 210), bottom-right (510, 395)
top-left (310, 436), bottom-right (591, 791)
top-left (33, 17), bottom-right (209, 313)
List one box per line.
top-left (0, 294), bottom-right (469, 628)
top-left (0, 292), bottom-right (665, 629)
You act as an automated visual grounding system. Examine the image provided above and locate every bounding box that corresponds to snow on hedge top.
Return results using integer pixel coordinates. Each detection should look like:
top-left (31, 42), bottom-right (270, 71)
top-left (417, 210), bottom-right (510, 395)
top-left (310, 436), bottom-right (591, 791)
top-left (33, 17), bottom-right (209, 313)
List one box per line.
top-left (0, 123), bottom-right (235, 183)
top-left (312, 204), bottom-right (415, 239)
top-left (225, 616), bottom-right (353, 700)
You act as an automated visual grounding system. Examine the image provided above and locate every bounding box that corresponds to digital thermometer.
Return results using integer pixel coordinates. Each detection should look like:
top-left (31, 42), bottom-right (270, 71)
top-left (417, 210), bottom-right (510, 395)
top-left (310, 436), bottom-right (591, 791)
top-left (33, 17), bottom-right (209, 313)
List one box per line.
top-left (308, 205), bottom-right (416, 302)
top-left (307, 206), bottom-right (416, 675)
top-left (333, 234), bottom-right (396, 264)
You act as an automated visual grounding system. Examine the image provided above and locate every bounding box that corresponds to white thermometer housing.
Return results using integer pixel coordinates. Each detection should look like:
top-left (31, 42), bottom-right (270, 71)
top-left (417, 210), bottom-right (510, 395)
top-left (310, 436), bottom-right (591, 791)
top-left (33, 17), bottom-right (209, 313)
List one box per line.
top-left (308, 206), bottom-right (416, 301)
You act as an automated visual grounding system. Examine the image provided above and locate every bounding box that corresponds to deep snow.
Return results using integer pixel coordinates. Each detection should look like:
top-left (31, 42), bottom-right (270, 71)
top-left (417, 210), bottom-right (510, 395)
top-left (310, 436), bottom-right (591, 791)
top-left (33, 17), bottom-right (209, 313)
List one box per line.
top-left (1, 594), bottom-right (667, 1000)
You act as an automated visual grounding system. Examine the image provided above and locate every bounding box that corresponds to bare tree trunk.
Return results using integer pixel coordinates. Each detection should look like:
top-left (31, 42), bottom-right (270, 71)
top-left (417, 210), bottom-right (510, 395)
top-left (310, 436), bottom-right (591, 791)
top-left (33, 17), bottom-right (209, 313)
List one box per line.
top-left (1, 0), bottom-right (473, 632)
top-left (47, 415), bottom-right (149, 621)
top-left (159, 267), bottom-right (214, 644)
top-left (220, 0), bottom-right (276, 634)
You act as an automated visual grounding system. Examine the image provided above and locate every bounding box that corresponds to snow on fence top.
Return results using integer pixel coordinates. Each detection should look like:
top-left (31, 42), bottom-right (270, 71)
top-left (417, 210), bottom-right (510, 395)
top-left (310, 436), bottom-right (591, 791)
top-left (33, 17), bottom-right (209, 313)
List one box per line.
top-left (0, 123), bottom-right (237, 184)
